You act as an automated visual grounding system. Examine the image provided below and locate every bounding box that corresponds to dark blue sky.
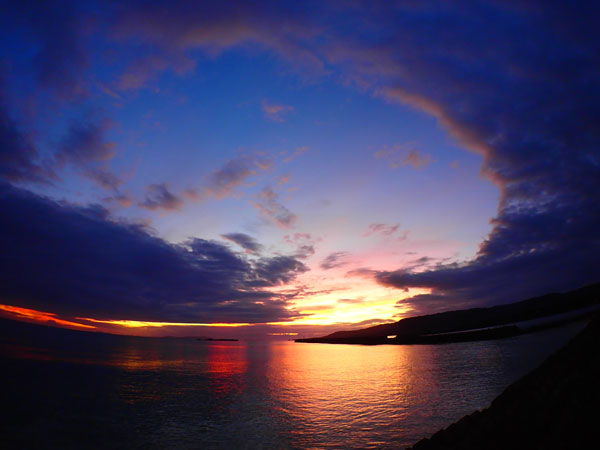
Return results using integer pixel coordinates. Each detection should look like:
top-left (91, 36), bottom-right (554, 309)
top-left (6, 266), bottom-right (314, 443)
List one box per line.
top-left (0, 1), bottom-right (598, 336)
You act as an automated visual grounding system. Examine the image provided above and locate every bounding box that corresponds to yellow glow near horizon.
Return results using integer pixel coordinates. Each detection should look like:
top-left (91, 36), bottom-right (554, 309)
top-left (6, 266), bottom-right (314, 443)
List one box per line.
top-left (0, 283), bottom-right (426, 333)
top-left (76, 317), bottom-right (252, 328)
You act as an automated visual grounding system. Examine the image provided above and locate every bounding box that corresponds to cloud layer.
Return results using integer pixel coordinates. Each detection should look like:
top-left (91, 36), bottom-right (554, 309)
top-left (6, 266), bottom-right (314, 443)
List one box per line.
top-left (0, 183), bottom-right (308, 323)
top-left (1, 0), bottom-right (599, 321)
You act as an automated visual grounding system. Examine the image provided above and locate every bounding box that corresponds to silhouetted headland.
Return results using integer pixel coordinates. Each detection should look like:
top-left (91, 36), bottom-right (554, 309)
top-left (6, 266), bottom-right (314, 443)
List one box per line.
top-left (405, 313), bottom-right (600, 449)
top-left (296, 283), bottom-right (600, 345)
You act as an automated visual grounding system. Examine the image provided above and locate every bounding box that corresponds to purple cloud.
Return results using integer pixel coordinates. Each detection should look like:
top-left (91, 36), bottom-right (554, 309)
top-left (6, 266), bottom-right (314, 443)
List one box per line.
top-left (222, 232), bottom-right (263, 254)
top-left (363, 223), bottom-right (400, 238)
top-left (0, 99), bottom-right (53, 184)
top-left (375, 145), bottom-right (431, 169)
top-left (0, 183), bottom-right (308, 323)
top-left (251, 186), bottom-right (297, 229)
top-left (139, 183), bottom-right (184, 212)
top-left (320, 251), bottom-right (349, 270)
top-left (262, 99), bottom-right (294, 122)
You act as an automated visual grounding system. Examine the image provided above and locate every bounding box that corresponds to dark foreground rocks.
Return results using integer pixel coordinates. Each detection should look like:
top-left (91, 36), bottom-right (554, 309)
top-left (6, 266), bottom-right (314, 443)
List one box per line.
top-left (406, 316), bottom-right (600, 450)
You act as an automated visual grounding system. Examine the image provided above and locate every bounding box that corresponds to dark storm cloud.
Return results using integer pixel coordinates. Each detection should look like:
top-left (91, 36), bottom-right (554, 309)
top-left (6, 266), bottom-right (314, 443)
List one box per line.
top-left (222, 233), bottom-right (263, 254)
top-left (0, 183), bottom-right (307, 323)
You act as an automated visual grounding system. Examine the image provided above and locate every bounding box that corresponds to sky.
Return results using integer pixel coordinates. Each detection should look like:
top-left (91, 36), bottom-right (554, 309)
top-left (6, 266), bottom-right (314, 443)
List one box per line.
top-left (0, 0), bottom-right (598, 338)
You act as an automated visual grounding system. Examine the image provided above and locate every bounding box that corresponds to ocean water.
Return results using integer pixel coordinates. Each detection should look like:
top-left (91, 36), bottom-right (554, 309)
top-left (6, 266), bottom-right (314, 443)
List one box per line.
top-left (0, 319), bottom-right (586, 449)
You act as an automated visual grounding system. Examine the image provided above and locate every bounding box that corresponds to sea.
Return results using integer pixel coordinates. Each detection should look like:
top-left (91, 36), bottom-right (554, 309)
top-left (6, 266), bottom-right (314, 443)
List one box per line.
top-left (0, 319), bottom-right (586, 449)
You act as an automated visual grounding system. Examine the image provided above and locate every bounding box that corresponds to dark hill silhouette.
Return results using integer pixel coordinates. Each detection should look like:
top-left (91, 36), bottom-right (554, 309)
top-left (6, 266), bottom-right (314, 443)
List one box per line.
top-left (296, 283), bottom-right (600, 345)
top-left (406, 313), bottom-right (600, 449)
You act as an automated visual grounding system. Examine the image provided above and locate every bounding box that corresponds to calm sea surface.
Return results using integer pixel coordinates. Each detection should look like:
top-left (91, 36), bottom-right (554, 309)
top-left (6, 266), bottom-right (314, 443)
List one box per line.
top-left (0, 320), bottom-right (586, 449)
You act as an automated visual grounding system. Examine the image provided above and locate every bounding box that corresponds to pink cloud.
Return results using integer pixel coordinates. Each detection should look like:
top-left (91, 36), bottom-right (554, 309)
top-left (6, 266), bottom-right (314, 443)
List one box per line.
top-left (262, 99), bottom-right (294, 122)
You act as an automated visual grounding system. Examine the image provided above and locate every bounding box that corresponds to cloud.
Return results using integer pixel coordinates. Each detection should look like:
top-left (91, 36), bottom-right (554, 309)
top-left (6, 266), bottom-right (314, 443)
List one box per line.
top-left (0, 98), bottom-right (53, 184)
top-left (262, 99), bottom-right (294, 122)
top-left (377, 201), bottom-right (600, 314)
top-left (187, 155), bottom-right (269, 201)
top-left (204, 156), bottom-right (259, 198)
top-left (362, 223), bottom-right (400, 238)
top-left (283, 146), bottom-right (308, 163)
top-left (317, 2), bottom-right (600, 312)
top-left (222, 232), bottom-right (263, 254)
top-left (283, 232), bottom-right (319, 259)
top-left (375, 144), bottom-right (431, 169)
top-left (116, 53), bottom-right (195, 91)
top-left (345, 267), bottom-right (377, 279)
top-left (84, 168), bottom-right (123, 192)
top-left (103, 193), bottom-right (133, 208)
top-left (57, 118), bottom-right (116, 165)
top-left (139, 183), bottom-right (184, 211)
top-left (252, 255), bottom-right (309, 286)
top-left (57, 117), bottom-right (123, 190)
top-left (3, 1), bottom-right (599, 318)
top-left (0, 183), bottom-right (308, 323)
top-left (337, 298), bottom-right (365, 304)
top-left (320, 251), bottom-right (349, 270)
top-left (6, 1), bottom-right (89, 99)
top-left (251, 186), bottom-right (297, 228)
top-left (110, 0), bottom-right (324, 74)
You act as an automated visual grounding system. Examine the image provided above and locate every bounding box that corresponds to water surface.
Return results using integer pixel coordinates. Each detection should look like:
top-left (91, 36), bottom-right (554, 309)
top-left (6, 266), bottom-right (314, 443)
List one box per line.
top-left (0, 320), bottom-right (586, 449)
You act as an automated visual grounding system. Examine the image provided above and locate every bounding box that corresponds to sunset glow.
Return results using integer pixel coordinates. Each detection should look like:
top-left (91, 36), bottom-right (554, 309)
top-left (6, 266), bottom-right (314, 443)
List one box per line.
top-left (1, 2), bottom-right (597, 449)
top-left (1, 0), bottom-right (597, 339)
top-left (0, 305), bottom-right (96, 330)
top-left (77, 317), bottom-right (252, 328)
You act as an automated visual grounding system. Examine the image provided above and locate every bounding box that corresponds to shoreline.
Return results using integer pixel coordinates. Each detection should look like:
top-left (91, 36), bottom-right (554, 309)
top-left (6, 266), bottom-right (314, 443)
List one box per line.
top-left (296, 310), bottom-right (595, 346)
top-left (405, 314), bottom-right (600, 449)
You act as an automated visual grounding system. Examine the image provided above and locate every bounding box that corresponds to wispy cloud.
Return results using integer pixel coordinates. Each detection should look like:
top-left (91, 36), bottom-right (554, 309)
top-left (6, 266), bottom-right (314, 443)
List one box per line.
top-left (187, 155), bottom-right (270, 201)
top-left (222, 232), bottom-right (263, 254)
top-left (345, 267), bottom-right (377, 279)
top-left (251, 186), bottom-right (297, 228)
top-left (362, 223), bottom-right (400, 238)
top-left (320, 251), bottom-right (349, 270)
top-left (139, 183), bottom-right (183, 211)
top-left (283, 146), bottom-right (308, 163)
top-left (262, 99), bottom-right (294, 122)
top-left (57, 117), bottom-right (123, 191)
top-left (0, 94), bottom-right (54, 184)
top-left (283, 232), bottom-right (319, 259)
top-left (375, 144), bottom-right (431, 169)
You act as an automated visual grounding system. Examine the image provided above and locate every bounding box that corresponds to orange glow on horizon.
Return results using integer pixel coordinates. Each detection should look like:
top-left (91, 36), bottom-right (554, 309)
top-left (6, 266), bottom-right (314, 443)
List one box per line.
top-left (76, 317), bottom-right (252, 328)
top-left (0, 281), bottom-right (426, 336)
top-left (0, 304), bottom-right (96, 330)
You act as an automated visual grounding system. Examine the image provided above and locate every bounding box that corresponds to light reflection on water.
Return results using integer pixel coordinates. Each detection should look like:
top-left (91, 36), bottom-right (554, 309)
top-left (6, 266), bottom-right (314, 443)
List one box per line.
top-left (0, 320), bottom-right (586, 449)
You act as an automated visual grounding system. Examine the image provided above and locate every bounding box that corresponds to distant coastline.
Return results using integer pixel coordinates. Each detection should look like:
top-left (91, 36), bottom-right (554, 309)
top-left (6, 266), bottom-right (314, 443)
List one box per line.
top-left (296, 283), bottom-right (600, 345)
